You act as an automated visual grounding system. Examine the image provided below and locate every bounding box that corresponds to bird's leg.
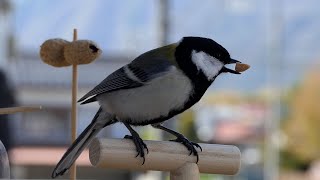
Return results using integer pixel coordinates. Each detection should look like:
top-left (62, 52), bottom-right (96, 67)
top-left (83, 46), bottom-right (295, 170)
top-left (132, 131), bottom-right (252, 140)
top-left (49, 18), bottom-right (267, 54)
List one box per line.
top-left (123, 122), bottom-right (148, 164)
top-left (152, 124), bottom-right (202, 162)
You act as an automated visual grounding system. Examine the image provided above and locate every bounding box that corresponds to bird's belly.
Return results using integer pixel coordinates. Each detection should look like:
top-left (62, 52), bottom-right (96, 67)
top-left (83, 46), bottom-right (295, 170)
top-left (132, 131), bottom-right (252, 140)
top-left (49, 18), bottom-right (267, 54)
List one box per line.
top-left (97, 69), bottom-right (193, 123)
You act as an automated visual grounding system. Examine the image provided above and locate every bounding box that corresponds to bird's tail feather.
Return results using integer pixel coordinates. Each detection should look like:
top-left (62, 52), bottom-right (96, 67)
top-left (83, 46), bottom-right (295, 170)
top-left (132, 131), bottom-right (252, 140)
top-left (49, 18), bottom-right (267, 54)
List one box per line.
top-left (52, 108), bottom-right (113, 178)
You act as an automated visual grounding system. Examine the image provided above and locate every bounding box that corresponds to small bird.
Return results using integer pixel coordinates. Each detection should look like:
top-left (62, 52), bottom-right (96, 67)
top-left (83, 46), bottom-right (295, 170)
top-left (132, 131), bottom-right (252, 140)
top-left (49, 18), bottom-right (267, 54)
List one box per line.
top-left (52, 36), bottom-right (242, 178)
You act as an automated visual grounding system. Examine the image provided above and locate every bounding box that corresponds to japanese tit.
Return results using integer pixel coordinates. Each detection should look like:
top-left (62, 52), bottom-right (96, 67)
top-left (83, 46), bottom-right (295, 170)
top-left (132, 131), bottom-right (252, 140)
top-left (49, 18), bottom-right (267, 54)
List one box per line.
top-left (52, 36), bottom-right (242, 178)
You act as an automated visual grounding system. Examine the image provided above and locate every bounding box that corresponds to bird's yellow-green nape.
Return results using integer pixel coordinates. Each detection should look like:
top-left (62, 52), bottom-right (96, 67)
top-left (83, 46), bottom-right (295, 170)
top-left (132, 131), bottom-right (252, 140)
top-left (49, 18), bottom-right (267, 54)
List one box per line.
top-left (144, 43), bottom-right (179, 66)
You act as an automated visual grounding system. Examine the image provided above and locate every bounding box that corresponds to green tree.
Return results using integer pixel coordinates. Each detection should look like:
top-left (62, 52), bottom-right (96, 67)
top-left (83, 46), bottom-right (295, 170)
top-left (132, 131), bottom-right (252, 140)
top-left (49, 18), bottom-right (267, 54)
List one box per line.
top-left (282, 68), bottom-right (320, 168)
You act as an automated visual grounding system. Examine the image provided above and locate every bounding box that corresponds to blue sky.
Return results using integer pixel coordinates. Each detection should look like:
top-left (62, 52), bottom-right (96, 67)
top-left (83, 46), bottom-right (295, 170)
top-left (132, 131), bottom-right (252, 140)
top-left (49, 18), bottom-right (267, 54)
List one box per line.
top-left (13, 0), bottom-right (159, 55)
top-left (11, 0), bottom-right (320, 91)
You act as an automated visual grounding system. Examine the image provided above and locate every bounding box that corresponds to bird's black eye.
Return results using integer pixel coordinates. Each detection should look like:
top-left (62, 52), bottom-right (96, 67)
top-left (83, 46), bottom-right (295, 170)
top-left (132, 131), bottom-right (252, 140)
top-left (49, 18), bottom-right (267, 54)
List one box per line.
top-left (89, 44), bottom-right (99, 53)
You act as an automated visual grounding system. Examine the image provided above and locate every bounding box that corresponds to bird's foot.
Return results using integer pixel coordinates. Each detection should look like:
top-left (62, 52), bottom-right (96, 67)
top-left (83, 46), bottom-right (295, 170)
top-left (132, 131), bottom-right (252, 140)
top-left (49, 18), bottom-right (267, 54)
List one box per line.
top-left (170, 135), bottom-right (202, 163)
top-left (124, 134), bottom-right (149, 164)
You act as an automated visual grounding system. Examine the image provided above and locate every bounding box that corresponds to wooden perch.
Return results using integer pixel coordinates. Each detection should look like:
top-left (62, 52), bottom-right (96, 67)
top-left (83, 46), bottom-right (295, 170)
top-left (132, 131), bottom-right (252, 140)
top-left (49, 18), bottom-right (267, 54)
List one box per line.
top-left (89, 138), bottom-right (241, 179)
top-left (0, 106), bottom-right (42, 115)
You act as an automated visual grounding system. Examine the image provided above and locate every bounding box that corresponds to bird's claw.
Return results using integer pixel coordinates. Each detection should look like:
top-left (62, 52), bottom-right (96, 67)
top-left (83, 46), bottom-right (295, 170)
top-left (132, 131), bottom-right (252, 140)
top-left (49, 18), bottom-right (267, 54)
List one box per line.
top-left (123, 134), bottom-right (148, 164)
top-left (170, 136), bottom-right (202, 163)
top-left (192, 142), bottom-right (203, 152)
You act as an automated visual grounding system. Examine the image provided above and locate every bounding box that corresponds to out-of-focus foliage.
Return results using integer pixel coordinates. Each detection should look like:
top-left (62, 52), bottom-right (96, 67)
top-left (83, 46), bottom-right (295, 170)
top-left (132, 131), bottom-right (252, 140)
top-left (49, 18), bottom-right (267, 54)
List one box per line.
top-left (177, 110), bottom-right (199, 142)
top-left (281, 66), bottom-right (320, 169)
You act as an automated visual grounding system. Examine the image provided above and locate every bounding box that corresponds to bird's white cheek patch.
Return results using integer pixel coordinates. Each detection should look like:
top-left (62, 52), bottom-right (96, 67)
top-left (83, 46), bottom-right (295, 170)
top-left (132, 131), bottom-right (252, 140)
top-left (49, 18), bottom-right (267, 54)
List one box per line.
top-left (191, 50), bottom-right (224, 80)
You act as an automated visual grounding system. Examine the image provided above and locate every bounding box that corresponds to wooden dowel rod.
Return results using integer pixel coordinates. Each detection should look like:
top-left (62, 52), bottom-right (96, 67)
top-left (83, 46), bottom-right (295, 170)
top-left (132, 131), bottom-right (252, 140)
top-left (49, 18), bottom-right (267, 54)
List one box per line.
top-left (89, 138), bottom-right (241, 175)
top-left (0, 106), bottom-right (42, 115)
top-left (70, 28), bottom-right (78, 180)
top-left (170, 163), bottom-right (199, 180)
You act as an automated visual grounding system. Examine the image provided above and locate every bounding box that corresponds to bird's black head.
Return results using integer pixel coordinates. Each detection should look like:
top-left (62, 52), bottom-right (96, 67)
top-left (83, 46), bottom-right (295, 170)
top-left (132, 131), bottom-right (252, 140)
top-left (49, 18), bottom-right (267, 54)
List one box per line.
top-left (175, 36), bottom-right (241, 81)
top-left (179, 37), bottom-right (231, 63)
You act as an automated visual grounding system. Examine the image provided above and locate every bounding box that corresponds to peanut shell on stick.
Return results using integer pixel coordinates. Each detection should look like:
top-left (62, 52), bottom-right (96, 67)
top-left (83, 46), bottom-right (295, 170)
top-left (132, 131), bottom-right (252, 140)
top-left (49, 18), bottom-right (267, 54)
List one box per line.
top-left (64, 40), bottom-right (102, 65)
top-left (40, 38), bottom-right (71, 67)
top-left (235, 63), bottom-right (250, 72)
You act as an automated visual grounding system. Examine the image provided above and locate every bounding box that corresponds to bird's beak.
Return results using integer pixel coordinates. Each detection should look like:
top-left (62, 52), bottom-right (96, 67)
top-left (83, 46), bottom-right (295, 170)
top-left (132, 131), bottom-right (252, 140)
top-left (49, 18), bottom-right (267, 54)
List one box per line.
top-left (228, 58), bottom-right (241, 64)
top-left (221, 58), bottom-right (241, 74)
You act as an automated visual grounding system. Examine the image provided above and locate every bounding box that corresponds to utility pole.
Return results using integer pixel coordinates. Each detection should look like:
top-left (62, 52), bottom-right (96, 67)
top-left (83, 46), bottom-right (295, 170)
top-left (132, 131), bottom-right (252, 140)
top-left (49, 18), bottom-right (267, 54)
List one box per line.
top-left (159, 0), bottom-right (169, 46)
top-left (132, 1), bottom-right (170, 180)
top-left (264, 0), bottom-right (283, 179)
top-left (0, 0), bottom-right (12, 69)
top-left (159, 0), bottom-right (175, 138)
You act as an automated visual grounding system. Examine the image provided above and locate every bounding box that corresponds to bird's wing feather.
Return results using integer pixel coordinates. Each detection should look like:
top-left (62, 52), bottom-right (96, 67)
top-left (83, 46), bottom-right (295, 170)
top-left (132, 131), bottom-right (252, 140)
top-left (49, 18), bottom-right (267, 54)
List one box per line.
top-left (78, 53), bottom-right (175, 103)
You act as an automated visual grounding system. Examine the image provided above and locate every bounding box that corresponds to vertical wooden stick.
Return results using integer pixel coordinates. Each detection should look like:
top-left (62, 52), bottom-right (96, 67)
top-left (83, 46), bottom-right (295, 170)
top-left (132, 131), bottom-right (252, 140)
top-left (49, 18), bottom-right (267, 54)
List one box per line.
top-left (70, 28), bottom-right (78, 180)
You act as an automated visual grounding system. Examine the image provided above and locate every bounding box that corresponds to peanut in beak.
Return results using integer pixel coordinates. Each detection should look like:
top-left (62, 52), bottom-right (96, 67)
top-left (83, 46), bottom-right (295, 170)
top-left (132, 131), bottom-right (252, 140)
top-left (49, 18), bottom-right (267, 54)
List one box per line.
top-left (235, 63), bottom-right (250, 72)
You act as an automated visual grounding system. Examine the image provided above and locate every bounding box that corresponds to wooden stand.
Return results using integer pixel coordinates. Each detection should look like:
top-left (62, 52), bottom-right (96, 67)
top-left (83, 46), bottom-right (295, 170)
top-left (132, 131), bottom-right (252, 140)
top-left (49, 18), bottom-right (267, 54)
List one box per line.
top-left (170, 163), bottom-right (200, 180)
top-left (40, 28), bottom-right (101, 180)
top-left (89, 138), bottom-right (241, 180)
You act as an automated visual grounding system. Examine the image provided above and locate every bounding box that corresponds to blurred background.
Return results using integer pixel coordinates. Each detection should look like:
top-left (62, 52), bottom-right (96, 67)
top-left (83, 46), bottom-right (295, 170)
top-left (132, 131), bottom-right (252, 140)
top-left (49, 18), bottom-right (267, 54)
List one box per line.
top-left (0, 0), bottom-right (319, 179)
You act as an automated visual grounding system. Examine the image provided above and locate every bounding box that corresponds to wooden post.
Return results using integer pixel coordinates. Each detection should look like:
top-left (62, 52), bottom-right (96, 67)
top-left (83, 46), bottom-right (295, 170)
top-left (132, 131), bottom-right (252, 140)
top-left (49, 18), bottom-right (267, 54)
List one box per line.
top-left (170, 163), bottom-right (199, 180)
top-left (70, 28), bottom-right (78, 180)
top-left (89, 138), bottom-right (241, 179)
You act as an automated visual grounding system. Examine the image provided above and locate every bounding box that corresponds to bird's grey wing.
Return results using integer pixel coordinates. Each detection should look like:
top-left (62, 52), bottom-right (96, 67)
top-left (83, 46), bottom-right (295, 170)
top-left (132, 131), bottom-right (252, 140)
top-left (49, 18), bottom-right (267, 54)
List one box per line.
top-left (78, 55), bottom-right (174, 104)
top-left (78, 67), bottom-right (143, 104)
top-left (127, 55), bottom-right (174, 82)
